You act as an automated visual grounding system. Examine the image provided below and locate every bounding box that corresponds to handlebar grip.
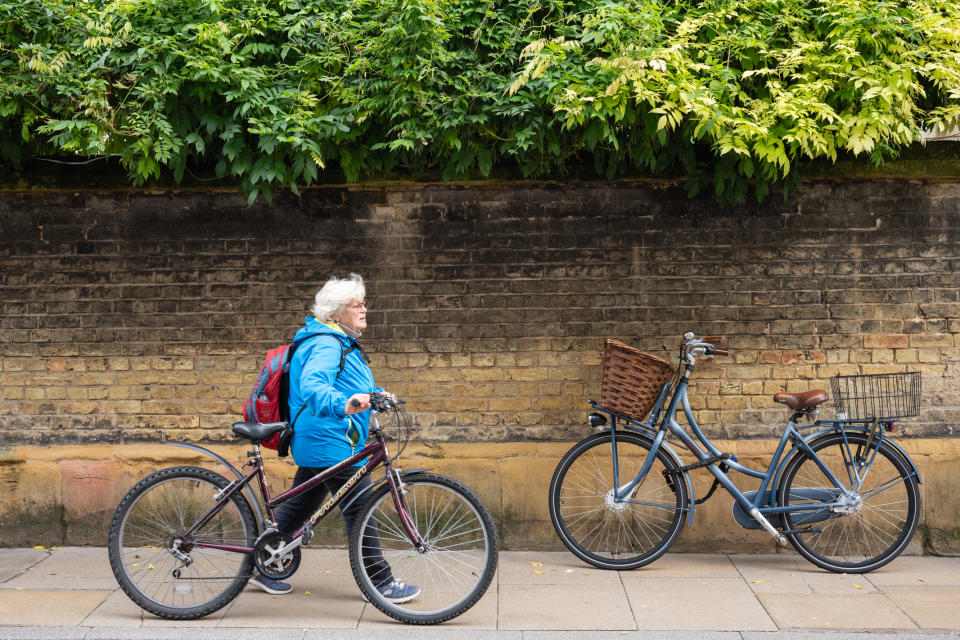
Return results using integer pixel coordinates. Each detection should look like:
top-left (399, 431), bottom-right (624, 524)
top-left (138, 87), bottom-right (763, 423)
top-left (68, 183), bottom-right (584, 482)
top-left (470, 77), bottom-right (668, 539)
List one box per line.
top-left (703, 336), bottom-right (727, 345)
top-left (713, 348), bottom-right (729, 356)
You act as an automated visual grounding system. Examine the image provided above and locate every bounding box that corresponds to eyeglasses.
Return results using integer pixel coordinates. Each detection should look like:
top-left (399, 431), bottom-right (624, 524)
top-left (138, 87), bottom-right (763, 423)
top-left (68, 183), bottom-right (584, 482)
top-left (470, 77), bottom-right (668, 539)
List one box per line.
top-left (349, 301), bottom-right (367, 311)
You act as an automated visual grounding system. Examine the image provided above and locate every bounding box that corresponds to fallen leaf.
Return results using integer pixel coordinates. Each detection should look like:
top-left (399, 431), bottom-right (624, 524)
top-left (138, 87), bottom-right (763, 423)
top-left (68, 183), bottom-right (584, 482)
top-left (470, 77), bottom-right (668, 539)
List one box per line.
top-left (528, 561), bottom-right (543, 567)
top-left (305, 591), bottom-right (311, 595)
top-left (750, 579), bottom-right (770, 584)
top-left (535, 571), bottom-right (544, 574)
top-left (918, 578), bottom-right (926, 583)
top-left (853, 583), bottom-right (863, 590)
top-left (147, 564), bottom-right (156, 571)
top-left (130, 563), bottom-right (140, 567)
top-left (32, 545), bottom-right (45, 550)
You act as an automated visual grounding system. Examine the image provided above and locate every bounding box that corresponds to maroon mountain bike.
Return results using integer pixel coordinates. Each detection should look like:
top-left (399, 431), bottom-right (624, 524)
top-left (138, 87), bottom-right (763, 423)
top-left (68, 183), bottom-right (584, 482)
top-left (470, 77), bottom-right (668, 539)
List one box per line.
top-left (107, 392), bottom-right (498, 624)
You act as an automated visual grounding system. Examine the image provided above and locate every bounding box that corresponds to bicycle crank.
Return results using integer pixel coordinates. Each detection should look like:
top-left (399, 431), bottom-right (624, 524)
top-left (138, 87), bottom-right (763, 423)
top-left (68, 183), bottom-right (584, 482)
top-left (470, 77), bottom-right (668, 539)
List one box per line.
top-left (253, 531), bottom-right (302, 580)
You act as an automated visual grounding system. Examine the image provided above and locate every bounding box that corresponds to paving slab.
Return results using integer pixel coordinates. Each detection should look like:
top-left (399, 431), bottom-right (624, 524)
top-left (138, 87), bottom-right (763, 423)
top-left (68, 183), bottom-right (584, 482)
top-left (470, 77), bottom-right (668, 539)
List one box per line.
top-left (496, 551), bottom-right (616, 585)
top-left (498, 582), bottom-right (636, 630)
top-left (865, 556), bottom-right (960, 587)
top-left (220, 574), bottom-right (364, 628)
top-left (294, 549), bottom-right (355, 577)
top-left (524, 634), bottom-right (742, 640)
top-left (730, 554), bottom-right (879, 594)
top-left (741, 633), bottom-right (960, 640)
top-left (82, 589), bottom-right (148, 627)
top-left (87, 629), bottom-right (306, 640)
top-left (4, 547), bottom-right (117, 591)
top-left (0, 589), bottom-right (112, 626)
top-left (308, 632), bottom-right (520, 640)
top-left (883, 586), bottom-right (960, 630)
top-left (0, 548), bottom-right (49, 583)
top-left (620, 552), bottom-right (742, 579)
top-left (757, 592), bottom-right (917, 630)
top-left (0, 627), bottom-right (90, 640)
top-left (623, 577), bottom-right (777, 631)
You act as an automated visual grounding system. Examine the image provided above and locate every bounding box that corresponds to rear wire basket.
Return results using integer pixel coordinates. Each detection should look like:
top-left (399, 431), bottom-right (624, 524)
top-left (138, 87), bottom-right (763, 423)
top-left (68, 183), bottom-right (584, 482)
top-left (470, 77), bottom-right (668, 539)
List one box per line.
top-left (830, 372), bottom-right (921, 420)
top-left (601, 339), bottom-right (675, 422)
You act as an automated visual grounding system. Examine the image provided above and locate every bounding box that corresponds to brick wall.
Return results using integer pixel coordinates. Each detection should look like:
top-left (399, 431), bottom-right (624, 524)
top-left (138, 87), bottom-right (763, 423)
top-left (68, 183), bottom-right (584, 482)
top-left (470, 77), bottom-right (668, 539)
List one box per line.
top-left (1, 179), bottom-right (959, 445)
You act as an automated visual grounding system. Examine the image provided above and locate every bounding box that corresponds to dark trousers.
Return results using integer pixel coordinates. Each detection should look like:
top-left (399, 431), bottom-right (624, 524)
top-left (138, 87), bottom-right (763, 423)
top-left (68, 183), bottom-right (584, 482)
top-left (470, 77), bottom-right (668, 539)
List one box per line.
top-left (274, 465), bottom-right (393, 587)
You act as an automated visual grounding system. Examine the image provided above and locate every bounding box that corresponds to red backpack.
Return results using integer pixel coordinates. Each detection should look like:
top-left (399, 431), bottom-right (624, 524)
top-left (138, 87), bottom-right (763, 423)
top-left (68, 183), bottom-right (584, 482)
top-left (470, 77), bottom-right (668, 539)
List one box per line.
top-left (242, 333), bottom-right (355, 455)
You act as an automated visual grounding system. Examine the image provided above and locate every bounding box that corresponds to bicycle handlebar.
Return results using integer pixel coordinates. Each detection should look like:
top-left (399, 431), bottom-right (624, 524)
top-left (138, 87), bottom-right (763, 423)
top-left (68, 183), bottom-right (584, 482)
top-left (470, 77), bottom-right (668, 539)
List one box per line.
top-left (683, 333), bottom-right (729, 359)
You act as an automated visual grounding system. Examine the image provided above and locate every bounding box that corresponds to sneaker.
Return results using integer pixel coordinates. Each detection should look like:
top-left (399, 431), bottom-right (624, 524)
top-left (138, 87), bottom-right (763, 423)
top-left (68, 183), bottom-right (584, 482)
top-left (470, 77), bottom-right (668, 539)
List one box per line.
top-left (248, 574), bottom-right (292, 595)
top-left (374, 579), bottom-right (420, 604)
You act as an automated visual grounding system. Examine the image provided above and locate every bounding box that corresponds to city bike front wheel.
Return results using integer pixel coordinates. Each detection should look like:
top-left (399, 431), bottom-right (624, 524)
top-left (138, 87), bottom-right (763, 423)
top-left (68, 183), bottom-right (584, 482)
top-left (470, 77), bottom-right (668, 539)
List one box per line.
top-left (107, 466), bottom-right (257, 619)
top-left (349, 473), bottom-right (498, 625)
top-left (549, 431), bottom-right (688, 570)
top-left (777, 431), bottom-right (920, 573)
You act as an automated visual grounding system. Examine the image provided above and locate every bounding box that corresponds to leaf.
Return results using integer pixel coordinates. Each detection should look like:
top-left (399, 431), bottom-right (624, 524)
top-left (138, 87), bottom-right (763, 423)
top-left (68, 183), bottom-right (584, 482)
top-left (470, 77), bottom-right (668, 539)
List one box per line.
top-left (477, 148), bottom-right (492, 175)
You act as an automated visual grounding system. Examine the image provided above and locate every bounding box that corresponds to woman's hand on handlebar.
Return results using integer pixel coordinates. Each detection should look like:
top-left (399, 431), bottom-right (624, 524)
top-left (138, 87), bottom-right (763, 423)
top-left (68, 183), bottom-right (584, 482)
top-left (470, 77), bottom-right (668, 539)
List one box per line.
top-left (345, 393), bottom-right (371, 415)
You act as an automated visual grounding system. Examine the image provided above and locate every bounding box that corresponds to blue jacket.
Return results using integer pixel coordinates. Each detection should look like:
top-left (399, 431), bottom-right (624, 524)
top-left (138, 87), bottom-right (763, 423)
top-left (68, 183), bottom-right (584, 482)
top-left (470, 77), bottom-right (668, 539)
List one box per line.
top-left (287, 317), bottom-right (377, 468)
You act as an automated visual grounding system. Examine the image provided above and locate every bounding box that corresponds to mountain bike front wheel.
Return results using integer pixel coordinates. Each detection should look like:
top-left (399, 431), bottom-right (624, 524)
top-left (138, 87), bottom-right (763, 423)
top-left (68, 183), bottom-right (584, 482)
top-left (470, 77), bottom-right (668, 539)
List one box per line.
top-left (107, 466), bottom-right (257, 619)
top-left (778, 431), bottom-right (920, 573)
top-left (349, 473), bottom-right (498, 625)
top-left (549, 431), bottom-right (688, 570)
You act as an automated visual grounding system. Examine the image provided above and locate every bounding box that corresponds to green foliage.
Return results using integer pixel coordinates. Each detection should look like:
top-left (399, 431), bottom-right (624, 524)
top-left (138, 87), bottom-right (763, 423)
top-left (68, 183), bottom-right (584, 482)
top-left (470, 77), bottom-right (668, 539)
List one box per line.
top-left (2, 0), bottom-right (959, 203)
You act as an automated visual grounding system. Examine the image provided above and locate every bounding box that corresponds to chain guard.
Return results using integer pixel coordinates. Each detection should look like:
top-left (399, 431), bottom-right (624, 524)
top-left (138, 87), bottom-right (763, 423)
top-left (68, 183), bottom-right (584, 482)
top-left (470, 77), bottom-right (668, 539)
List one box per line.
top-left (253, 531), bottom-right (301, 580)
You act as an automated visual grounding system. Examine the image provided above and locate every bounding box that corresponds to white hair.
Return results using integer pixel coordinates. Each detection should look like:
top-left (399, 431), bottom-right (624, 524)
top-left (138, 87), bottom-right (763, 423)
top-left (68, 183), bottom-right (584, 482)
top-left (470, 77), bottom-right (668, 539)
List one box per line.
top-left (310, 273), bottom-right (366, 322)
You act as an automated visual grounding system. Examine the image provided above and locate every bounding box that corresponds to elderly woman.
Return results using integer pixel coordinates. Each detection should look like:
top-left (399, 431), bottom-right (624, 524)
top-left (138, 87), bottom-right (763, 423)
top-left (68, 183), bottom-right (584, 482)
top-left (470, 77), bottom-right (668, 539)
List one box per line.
top-left (249, 273), bottom-right (419, 604)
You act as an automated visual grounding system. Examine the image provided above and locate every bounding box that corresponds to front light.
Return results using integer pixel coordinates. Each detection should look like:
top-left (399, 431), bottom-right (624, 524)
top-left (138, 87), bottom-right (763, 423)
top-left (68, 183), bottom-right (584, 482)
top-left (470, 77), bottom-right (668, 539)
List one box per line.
top-left (587, 413), bottom-right (607, 429)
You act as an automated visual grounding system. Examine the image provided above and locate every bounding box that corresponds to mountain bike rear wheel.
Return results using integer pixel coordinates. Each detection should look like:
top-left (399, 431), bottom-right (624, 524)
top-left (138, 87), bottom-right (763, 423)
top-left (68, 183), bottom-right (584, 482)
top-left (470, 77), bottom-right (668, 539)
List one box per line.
top-left (108, 466), bottom-right (257, 619)
top-left (549, 431), bottom-right (687, 570)
top-left (349, 473), bottom-right (498, 625)
top-left (778, 431), bottom-right (920, 573)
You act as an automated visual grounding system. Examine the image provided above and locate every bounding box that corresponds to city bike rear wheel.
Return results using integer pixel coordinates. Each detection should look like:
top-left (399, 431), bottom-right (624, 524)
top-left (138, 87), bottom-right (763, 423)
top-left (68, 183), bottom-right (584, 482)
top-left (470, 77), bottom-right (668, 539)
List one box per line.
top-left (549, 431), bottom-right (688, 570)
top-left (778, 431), bottom-right (920, 573)
top-left (108, 466), bottom-right (257, 619)
top-left (349, 473), bottom-right (498, 625)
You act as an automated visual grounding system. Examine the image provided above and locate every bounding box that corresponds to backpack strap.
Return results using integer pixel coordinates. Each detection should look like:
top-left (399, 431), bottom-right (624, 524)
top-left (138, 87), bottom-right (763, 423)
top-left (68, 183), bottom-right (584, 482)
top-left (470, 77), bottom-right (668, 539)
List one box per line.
top-left (286, 333), bottom-right (365, 428)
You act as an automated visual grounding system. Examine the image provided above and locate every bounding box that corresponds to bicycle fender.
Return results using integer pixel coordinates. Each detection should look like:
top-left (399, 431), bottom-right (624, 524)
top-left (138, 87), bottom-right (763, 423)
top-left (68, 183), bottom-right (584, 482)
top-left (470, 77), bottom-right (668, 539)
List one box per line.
top-left (162, 441), bottom-right (266, 529)
top-left (338, 467), bottom-right (434, 516)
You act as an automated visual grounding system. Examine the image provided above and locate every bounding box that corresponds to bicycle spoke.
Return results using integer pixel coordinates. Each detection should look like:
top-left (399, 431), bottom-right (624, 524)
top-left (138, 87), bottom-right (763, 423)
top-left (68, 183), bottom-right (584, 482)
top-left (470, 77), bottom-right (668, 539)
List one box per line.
top-left (779, 433), bottom-right (918, 572)
top-left (351, 476), bottom-right (495, 623)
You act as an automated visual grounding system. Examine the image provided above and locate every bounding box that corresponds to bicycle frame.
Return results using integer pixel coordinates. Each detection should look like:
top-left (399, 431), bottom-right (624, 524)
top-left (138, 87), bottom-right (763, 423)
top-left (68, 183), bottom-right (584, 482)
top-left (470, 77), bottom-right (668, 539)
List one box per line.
top-left (178, 416), bottom-right (424, 555)
top-left (599, 357), bottom-right (922, 538)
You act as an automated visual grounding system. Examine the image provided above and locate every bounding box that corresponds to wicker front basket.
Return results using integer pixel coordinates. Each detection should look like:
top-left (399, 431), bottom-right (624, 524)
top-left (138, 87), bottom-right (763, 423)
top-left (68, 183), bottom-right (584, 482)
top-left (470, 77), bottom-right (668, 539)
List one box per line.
top-left (601, 339), bottom-right (675, 421)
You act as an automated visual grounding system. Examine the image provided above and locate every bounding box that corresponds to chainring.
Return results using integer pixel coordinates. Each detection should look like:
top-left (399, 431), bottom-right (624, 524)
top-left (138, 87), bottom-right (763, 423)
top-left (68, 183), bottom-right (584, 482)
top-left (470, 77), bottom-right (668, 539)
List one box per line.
top-left (253, 531), bottom-right (302, 580)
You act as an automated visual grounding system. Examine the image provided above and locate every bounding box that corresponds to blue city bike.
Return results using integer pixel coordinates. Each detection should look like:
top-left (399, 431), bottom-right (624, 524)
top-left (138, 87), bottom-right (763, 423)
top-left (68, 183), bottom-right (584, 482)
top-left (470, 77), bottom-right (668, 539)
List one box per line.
top-left (549, 333), bottom-right (922, 573)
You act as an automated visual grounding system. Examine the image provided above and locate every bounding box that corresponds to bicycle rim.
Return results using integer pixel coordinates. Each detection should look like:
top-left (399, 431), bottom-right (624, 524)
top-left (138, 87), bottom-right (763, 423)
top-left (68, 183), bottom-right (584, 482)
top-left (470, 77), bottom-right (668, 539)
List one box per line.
top-left (351, 474), bottom-right (497, 624)
top-left (109, 468), bottom-right (256, 617)
top-left (549, 431), bottom-right (687, 569)
top-left (779, 433), bottom-right (920, 573)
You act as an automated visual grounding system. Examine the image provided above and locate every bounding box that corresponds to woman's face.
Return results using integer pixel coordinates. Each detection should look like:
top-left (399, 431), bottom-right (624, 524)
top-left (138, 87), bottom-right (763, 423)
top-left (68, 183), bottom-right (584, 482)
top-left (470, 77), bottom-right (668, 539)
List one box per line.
top-left (336, 299), bottom-right (367, 332)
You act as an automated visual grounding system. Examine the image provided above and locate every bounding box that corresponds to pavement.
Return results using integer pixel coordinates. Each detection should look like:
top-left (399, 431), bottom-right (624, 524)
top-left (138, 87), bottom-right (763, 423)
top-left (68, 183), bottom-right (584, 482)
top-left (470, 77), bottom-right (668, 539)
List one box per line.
top-left (1, 547), bottom-right (959, 640)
